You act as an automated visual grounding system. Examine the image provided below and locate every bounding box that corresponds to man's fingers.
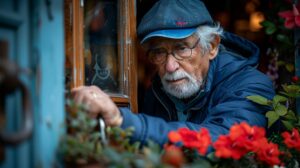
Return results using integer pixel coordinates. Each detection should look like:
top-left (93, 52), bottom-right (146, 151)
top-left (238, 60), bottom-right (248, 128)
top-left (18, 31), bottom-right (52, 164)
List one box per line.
top-left (67, 85), bottom-right (122, 126)
top-left (70, 86), bottom-right (85, 94)
top-left (72, 90), bottom-right (90, 105)
top-left (72, 93), bottom-right (84, 104)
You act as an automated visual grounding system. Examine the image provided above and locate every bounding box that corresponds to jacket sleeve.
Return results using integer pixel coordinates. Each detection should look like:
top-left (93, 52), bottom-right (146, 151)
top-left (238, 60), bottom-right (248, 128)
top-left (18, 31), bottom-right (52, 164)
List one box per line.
top-left (120, 75), bottom-right (275, 147)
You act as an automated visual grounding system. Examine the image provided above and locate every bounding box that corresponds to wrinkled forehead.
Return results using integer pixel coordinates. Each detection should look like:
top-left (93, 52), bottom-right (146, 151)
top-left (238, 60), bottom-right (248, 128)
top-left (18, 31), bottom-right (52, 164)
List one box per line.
top-left (144, 35), bottom-right (198, 49)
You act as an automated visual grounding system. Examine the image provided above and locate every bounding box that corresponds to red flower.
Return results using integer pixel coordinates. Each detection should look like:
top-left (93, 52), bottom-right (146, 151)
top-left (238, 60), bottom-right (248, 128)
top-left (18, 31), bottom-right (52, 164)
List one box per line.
top-left (256, 139), bottom-right (281, 166)
top-left (278, 3), bottom-right (300, 29)
top-left (229, 122), bottom-right (266, 151)
top-left (196, 128), bottom-right (211, 155)
top-left (292, 76), bottom-right (299, 83)
top-left (162, 145), bottom-right (185, 168)
top-left (168, 131), bottom-right (182, 143)
top-left (177, 128), bottom-right (199, 147)
top-left (167, 128), bottom-right (211, 155)
top-left (213, 135), bottom-right (248, 160)
top-left (282, 128), bottom-right (300, 151)
top-left (213, 122), bottom-right (268, 160)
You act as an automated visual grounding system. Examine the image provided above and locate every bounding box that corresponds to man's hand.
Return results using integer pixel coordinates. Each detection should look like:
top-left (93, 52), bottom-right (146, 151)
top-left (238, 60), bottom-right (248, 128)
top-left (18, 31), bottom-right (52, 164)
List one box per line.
top-left (71, 85), bottom-right (123, 127)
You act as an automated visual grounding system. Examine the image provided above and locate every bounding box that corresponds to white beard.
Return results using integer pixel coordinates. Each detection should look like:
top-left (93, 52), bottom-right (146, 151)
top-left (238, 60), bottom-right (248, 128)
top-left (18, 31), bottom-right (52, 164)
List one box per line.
top-left (161, 70), bottom-right (204, 99)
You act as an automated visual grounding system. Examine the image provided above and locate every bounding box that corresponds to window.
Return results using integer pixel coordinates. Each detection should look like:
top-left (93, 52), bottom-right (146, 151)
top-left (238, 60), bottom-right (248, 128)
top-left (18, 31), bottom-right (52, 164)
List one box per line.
top-left (64, 0), bottom-right (137, 112)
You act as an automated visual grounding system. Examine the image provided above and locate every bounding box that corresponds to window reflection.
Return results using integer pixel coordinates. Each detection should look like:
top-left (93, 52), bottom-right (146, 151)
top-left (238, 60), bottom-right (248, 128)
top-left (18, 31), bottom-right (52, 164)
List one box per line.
top-left (84, 0), bottom-right (120, 93)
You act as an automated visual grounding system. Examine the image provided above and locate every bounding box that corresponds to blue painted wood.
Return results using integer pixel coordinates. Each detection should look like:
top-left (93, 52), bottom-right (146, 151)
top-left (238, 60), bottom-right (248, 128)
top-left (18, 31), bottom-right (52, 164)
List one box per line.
top-left (0, 0), bottom-right (31, 167)
top-left (31, 0), bottom-right (65, 167)
top-left (0, 0), bottom-right (65, 167)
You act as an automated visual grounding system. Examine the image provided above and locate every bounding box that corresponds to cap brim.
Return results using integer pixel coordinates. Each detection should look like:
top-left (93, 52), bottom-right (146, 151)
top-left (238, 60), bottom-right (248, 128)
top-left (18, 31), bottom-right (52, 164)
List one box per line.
top-left (140, 28), bottom-right (197, 44)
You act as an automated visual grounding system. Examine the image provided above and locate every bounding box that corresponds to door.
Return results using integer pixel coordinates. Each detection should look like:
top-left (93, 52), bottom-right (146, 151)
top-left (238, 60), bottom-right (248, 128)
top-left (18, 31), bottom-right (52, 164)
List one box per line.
top-left (0, 1), bottom-right (32, 168)
top-left (0, 0), bottom-right (65, 168)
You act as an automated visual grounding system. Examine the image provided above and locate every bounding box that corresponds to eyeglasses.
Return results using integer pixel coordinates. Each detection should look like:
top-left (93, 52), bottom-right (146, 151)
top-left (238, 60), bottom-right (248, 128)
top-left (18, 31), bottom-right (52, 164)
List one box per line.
top-left (147, 38), bottom-right (200, 64)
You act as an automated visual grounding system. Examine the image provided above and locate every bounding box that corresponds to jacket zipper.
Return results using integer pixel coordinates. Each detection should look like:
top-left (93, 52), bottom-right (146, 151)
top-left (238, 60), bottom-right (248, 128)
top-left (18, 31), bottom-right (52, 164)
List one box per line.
top-left (152, 87), bottom-right (172, 121)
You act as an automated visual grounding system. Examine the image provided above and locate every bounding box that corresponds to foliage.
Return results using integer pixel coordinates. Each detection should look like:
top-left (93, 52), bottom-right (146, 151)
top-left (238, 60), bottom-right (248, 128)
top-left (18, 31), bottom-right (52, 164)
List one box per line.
top-left (57, 85), bottom-right (300, 164)
top-left (245, 82), bottom-right (300, 168)
top-left (245, 54), bottom-right (300, 167)
top-left (58, 100), bottom-right (164, 168)
top-left (261, 0), bottom-right (297, 78)
top-left (59, 97), bottom-right (300, 168)
top-left (261, 0), bottom-right (296, 52)
top-left (246, 83), bottom-right (300, 131)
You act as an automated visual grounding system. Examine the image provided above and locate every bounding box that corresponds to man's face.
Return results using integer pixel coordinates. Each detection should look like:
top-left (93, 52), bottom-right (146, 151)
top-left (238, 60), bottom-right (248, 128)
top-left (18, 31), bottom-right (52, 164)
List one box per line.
top-left (146, 35), bottom-right (218, 99)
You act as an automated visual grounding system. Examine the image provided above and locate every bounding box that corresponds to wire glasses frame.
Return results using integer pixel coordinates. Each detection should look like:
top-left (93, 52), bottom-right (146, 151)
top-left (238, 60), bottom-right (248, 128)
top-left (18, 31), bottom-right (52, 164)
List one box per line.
top-left (147, 38), bottom-right (200, 64)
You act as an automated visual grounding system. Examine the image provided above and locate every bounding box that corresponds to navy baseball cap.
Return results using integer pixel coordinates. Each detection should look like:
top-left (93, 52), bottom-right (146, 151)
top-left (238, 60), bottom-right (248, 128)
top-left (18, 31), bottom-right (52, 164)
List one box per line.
top-left (137, 0), bottom-right (214, 43)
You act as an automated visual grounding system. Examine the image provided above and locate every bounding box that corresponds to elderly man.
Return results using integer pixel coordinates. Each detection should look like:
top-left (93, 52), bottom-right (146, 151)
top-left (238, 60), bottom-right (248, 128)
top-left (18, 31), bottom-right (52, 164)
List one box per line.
top-left (72, 0), bottom-right (275, 146)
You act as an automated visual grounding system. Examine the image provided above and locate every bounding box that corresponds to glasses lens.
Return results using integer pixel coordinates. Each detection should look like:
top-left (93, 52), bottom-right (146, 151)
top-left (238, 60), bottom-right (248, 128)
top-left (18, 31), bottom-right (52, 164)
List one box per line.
top-left (147, 39), bottom-right (199, 64)
top-left (174, 46), bottom-right (192, 59)
top-left (149, 48), bottom-right (166, 64)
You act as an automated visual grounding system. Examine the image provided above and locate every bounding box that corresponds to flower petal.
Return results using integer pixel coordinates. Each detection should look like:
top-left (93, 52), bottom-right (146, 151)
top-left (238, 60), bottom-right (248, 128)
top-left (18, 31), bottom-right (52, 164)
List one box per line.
top-left (285, 18), bottom-right (296, 29)
top-left (278, 10), bottom-right (294, 19)
top-left (168, 131), bottom-right (182, 143)
top-left (293, 4), bottom-right (300, 15)
top-left (295, 16), bottom-right (300, 27)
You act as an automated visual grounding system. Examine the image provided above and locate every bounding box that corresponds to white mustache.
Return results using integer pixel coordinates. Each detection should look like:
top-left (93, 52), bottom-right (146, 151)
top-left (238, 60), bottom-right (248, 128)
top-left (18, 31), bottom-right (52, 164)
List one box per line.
top-left (163, 71), bottom-right (190, 81)
top-left (161, 70), bottom-right (203, 99)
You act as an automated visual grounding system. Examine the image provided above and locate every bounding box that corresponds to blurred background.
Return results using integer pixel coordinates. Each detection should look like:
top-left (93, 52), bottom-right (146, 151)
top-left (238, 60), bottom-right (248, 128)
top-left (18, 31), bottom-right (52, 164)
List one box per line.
top-left (0, 0), bottom-right (298, 167)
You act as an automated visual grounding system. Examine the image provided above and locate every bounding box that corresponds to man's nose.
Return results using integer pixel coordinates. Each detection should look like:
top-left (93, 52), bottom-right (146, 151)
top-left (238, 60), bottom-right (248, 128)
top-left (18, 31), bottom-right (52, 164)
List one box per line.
top-left (165, 54), bottom-right (179, 73)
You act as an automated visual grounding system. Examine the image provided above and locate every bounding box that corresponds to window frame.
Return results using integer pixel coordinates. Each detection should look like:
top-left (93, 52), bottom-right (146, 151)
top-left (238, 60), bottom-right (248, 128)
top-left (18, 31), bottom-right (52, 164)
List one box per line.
top-left (65, 0), bottom-right (138, 112)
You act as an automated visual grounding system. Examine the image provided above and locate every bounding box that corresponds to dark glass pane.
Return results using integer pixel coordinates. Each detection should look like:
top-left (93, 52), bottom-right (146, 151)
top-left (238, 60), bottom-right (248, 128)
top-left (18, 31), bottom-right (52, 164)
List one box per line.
top-left (84, 0), bottom-right (121, 94)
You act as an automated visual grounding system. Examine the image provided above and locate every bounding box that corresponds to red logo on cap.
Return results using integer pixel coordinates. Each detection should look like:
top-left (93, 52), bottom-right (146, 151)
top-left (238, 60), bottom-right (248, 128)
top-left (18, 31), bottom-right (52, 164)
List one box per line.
top-left (176, 21), bottom-right (188, 26)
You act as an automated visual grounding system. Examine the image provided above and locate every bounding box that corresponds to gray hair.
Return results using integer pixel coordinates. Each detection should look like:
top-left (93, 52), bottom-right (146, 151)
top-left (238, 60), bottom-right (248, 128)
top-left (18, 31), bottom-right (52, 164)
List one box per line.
top-left (194, 23), bottom-right (223, 55)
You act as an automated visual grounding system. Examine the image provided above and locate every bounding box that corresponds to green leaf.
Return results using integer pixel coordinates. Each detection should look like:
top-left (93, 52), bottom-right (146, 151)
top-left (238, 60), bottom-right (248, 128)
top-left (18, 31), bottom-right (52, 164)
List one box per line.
top-left (188, 158), bottom-right (212, 168)
top-left (281, 120), bottom-right (294, 130)
top-left (282, 84), bottom-right (299, 92)
top-left (261, 21), bottom-right (277, 34)
top-left (247, 95), bottom-right (270, 106)
top-left (87, 119), bottom-right (97, 128)
top-left (206, 152), bottom-right (220, 162)
top-left (280, 91), bottom-right (300, 98)
top-left (266, 111), bottom-right (280, 128)
top-left (266, 25), bottom-right (277, 35)
top-left (89, 132), bottom-right (101, 141)
top-left (277, 61), bottom-right (285, 66)
top-left (296, 116), bottom-right (300, 126)
top-left (276, 34), bottom-right (288, 42)
top-left (260, 20), bottom-right (274, 27)
top-left (283, 110), bottom-right (297, 121)
top-left (103, 147), bottom-right (122, 162)
top-left (285, 63), bottom-right (295, 72)
top-left (70, 120), bottom-right (80, 128)
top-left (273, 95), bottom-right (287, 105)
top-left (282, 84), bottom-right (300, 97)
top-left (274, 104), bottom-right (288, 116)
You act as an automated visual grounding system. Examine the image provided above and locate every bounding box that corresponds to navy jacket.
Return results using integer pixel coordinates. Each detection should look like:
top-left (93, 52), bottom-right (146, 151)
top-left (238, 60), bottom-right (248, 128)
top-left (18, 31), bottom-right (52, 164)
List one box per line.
top-left (120, 32), bottom-right (275, 146)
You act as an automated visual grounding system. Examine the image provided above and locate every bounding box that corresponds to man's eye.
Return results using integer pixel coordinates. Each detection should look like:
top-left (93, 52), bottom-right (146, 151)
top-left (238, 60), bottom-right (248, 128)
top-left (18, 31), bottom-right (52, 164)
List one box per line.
top-left (175, 45), bottom-right (189, 54)
top-left (152, 49), bottom-right (165, 55)
top-left (175, 45), bottom-right (189, 52)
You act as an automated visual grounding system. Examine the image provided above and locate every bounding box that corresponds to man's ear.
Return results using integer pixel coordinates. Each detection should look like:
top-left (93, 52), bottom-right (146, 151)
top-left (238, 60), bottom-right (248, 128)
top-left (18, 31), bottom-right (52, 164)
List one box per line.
top-left (208, 35), bottom-right (221, 60)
